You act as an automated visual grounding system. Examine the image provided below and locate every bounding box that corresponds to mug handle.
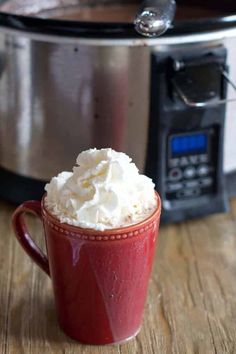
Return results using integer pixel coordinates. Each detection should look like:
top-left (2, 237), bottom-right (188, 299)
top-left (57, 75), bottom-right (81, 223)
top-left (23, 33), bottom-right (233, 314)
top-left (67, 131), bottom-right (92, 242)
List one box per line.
top-left (12, 201), bottom-right (50, 277)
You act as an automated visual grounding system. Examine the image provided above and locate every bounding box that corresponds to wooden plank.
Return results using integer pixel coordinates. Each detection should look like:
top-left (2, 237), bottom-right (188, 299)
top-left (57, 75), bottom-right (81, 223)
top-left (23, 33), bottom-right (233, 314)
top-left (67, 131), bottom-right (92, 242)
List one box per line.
top-left (0, 202), bottom-right (16, 354)
top-left (185, 205), bottom-right (236, 354)
top-left (1, 199), bottom-right (236, 354)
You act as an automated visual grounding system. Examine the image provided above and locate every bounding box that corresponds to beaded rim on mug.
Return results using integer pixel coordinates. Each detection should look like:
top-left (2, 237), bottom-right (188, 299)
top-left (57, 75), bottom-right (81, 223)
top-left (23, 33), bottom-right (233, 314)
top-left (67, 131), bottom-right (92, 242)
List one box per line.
top-left (42, 192), bottom-right (161, 241)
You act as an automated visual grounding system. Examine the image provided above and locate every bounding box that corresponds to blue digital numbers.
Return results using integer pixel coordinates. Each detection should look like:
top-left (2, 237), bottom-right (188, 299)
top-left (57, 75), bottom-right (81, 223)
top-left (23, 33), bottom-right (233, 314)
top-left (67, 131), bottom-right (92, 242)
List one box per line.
top-left (171, 133), bottom-right (208, 157)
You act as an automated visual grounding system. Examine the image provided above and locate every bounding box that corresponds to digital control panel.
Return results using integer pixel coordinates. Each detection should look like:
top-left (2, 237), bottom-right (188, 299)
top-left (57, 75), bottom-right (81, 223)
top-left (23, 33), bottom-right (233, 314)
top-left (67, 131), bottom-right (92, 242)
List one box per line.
top-left (147, 46), bottom-right (229, 223)
top-left (166, 131), bottom-right (215, 201)
top-left (171, 133), bottom-right (208, 157)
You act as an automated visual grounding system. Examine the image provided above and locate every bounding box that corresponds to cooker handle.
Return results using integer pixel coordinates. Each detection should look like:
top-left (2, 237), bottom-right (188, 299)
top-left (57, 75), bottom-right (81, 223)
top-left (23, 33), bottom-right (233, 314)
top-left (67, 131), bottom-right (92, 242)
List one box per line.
top-left (172, 70), bottom-right (236, 108)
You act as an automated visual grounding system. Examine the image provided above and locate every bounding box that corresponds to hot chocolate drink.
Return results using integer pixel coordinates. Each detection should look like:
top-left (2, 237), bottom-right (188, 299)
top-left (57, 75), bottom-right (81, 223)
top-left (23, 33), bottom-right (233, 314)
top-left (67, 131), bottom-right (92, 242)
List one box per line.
top-left (12, 147), bottom-right (161, 345)
top-left (45, 148), bottom-right (157, 231)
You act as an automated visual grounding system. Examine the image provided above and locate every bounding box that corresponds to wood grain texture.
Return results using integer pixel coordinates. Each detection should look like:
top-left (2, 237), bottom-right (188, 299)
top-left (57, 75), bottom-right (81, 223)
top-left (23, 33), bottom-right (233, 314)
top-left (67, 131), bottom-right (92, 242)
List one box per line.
top-left (1, 199), bottom-right (236, 354)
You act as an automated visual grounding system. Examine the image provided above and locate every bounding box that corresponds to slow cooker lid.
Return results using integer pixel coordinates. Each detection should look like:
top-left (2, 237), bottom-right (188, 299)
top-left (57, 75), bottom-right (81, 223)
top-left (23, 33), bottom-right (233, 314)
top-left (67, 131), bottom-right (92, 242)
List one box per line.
top-left (0, 0), bottom-right (236, 38)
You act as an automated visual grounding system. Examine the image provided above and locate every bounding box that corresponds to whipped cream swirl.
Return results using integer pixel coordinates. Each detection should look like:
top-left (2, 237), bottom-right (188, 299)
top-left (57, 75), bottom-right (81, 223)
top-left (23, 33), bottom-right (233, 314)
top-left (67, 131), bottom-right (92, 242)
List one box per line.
top-left (45, 148), bottom-right (157, 231)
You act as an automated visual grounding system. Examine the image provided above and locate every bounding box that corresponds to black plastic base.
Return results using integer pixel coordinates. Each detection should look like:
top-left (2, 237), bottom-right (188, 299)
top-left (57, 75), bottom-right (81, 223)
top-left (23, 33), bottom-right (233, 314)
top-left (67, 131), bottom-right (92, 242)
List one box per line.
top-left (160, 171), bottom-right (236, 224)
top-left (0, 166), bottom-right (47, 205)
top-left (161, 192), bottom-right (229, 224)
top-left (226, 170), bottom-right (236, 199)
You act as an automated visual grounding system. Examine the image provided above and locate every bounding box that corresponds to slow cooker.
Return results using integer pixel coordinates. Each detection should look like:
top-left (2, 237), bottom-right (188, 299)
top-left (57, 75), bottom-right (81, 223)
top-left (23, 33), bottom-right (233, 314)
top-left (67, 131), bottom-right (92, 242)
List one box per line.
top-left (0, 0), bottom-right (236, 222)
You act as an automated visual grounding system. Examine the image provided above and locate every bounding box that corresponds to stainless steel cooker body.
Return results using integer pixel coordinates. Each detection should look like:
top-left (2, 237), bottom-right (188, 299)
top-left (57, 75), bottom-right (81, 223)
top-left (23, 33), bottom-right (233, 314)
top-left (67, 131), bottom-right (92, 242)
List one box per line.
top-left (0, 35), bottom-right (152, 180)
top-left (0, 14), bottom-right (236, 181)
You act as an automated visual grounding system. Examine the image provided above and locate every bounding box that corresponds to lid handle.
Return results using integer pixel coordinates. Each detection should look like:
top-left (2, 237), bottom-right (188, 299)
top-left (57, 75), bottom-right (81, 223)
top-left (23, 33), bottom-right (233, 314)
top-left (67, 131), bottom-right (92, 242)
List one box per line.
top-left (134, 0), bottom-right (176, 37)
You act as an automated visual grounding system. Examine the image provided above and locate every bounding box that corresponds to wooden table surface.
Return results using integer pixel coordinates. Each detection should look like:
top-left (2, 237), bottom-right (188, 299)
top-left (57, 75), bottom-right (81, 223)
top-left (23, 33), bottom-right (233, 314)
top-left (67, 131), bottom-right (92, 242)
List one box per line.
top-left (1, 198), bottom-right (236, 354)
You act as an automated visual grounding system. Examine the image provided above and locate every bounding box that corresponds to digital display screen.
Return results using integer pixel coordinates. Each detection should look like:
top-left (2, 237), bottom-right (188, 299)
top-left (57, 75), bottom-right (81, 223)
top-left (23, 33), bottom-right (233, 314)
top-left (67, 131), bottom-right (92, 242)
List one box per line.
top-left (171, 133), bottom-right (208, 157)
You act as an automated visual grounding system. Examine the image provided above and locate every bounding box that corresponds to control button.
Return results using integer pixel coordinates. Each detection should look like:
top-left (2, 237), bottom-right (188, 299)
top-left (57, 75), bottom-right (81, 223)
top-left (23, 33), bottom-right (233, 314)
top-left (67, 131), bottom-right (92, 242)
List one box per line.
top-left (180, 157), bottom-right (189, 167)
top-left (169, 168), bottom-right (183, 181)
top-left (199, 177), bottom-right (213, 187)
top-left (184, 167), bottom-right (196, 179)
top-left (177, 188), bottom-right (200, 199)
top-left (198, 165), bottom-right (210, 177)
top-left (199, 154), bottom-right (209, 163)
top-left (185, 180), bottom-right (199, 188)
top-left (189, 155), bottom-right (199, 165)
top-left (167, 183), bottom-right (183, 192)
top-left (169, 159), bottom-right (180, 168)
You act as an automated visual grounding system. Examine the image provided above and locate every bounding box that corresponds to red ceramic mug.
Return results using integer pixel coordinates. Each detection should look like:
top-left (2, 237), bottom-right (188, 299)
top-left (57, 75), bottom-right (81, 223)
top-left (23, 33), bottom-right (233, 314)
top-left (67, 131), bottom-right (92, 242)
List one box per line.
top-left (12, 193), bottom-right (161, 345)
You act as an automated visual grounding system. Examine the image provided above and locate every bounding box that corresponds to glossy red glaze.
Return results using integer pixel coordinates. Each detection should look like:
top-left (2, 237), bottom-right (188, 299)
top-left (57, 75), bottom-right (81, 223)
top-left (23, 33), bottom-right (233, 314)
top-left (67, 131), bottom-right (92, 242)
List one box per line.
top-left (12, 193), bottom-right (161, 345)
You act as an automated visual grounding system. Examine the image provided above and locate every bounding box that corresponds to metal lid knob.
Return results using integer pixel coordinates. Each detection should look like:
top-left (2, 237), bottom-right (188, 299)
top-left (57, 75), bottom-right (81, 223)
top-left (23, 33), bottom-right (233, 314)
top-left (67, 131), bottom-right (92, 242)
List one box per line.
top-left (134, 0), bottom-right (176, 37)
